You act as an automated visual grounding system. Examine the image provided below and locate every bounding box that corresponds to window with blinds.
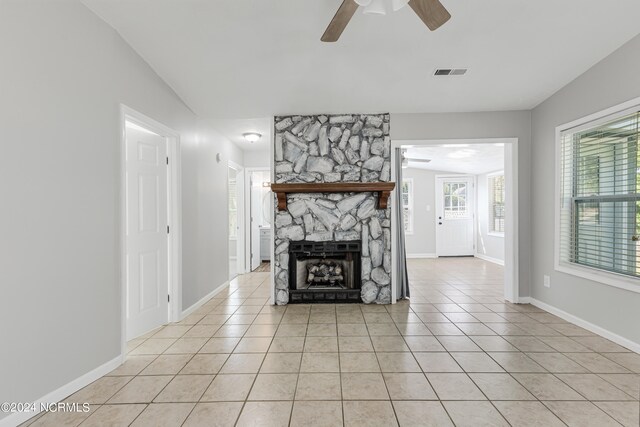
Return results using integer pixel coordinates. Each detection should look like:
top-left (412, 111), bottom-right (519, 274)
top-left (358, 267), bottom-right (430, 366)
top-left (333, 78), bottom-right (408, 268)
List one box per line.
top-left (558, 110), bottom-right (640, 280)
top-left (488, 174), bottom-right (505, 234)
top-left (401, 179), bottom-right (413, 234)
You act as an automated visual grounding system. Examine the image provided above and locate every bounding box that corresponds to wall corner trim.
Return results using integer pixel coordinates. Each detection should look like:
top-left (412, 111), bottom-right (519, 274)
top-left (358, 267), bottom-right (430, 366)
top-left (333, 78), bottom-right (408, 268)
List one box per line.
top-left (474, 253), bottom-right (505, 266)
top-left (0, 355), bottom-right (123, 427)
top-left (527, 298), bottom-right (640, 354)
top-left (406, 253), bottom-right (437, 259)
top-left (180, 281), bottom-right (229, 319)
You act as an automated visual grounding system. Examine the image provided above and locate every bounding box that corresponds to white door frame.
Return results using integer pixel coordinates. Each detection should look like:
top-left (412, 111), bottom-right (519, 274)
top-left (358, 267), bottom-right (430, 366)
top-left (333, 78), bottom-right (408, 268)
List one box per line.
top-left (119, 105), bottom-right (182, 358)
top-left (391, 138), bottom-right (520, 303)
top-left (244, 167), bottom-right (271, 274)
top-left (228, 160), bottom-right (245, 279)
top-left (434, 174), bottom-right (477, 257)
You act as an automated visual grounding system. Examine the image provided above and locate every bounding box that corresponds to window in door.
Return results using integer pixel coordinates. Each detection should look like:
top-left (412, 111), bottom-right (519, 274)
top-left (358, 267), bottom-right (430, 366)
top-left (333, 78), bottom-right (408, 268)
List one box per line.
top-left (443, 182), bottom-right (469, 219)
top-left (558, 109), bottom-right (640, 282)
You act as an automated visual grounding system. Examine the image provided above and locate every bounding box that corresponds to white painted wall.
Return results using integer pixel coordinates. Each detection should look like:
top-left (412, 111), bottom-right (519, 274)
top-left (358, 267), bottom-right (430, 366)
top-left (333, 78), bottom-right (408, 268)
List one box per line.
top-left (0, 1), bottom-right (240, 418)
top-left (476, 172), bottom-right (505, 263)
top-left (391, 111), bottom-right (532, 297)
top-left (243, 147), bottom-right (271, 168)
top-left (531, 34), bottom-right (640, 345)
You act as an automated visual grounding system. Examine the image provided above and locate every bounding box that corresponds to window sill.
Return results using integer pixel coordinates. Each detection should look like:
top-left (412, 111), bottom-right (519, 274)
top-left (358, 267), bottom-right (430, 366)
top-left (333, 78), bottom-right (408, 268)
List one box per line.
top-left (555, 262), bottom-right (640, 294)
top-left (488, 232), bottom-right (505, 238)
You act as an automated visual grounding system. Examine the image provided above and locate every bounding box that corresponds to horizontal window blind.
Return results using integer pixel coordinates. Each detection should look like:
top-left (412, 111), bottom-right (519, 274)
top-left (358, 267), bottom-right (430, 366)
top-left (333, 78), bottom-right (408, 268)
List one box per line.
top-left (402, 179), bottom-right (412, 233)
top-left (489, 174), bottom-right (505, 233)
top-left (559, 111), bottom-right (640, 279)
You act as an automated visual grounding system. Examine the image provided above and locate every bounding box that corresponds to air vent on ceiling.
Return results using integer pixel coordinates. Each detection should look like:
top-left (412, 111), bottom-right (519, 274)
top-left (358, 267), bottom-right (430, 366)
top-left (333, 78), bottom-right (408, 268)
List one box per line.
top-left (434, 68), bottom-right (468, 76)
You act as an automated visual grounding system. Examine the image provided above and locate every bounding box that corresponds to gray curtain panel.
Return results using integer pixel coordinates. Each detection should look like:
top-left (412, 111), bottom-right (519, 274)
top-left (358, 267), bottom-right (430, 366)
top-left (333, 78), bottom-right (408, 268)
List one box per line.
top-left (394, 148), bottom-right (410, 299)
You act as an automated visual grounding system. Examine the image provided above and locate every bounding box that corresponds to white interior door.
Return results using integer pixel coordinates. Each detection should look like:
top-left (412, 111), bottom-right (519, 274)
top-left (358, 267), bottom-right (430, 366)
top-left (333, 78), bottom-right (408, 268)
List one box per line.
top-left (435, 176), bottom-right (475, 256)
top-left (125, 124), bottom-right (168, 340)
top-left (250, 172), bottom-right (262, 271)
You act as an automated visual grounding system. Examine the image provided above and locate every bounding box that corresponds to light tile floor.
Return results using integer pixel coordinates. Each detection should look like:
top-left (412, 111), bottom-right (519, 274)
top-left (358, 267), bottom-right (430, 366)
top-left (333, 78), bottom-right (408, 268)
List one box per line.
top-left (22, 258), bottom-right (639, 426)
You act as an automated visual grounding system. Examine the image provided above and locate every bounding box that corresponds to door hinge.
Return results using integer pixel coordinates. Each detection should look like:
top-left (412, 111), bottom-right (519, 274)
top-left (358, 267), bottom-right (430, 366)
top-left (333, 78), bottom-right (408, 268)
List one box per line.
top-left (166, 157), bottom-right (169, 165)
top-left (167, 225), bottom-right (170, 234)
top-left (168, 294), bottom-right (170, 303)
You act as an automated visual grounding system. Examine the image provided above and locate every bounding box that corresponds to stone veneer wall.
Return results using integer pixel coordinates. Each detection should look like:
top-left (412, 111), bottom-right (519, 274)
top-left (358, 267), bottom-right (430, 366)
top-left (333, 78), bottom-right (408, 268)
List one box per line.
top-left (273, 114), bottom-right (392, 305)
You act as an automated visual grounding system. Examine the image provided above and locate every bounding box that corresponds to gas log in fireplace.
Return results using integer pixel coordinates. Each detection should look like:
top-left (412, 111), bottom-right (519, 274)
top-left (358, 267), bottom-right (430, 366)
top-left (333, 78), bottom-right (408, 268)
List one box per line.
top-left (288, 241), bottom-right (361, 303)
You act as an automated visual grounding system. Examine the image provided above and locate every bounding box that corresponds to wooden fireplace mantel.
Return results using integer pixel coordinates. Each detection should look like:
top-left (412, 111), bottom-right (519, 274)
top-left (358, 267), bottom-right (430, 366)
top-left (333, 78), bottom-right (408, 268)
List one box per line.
top-left (270, 182), bottom-right (396, 211)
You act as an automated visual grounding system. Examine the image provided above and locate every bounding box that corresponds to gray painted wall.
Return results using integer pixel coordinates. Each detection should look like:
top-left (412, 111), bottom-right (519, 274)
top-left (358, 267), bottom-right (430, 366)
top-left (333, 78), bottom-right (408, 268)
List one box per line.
top-left (531, 34), bottom-right (640, 344)
top-left (477, 171), bottom-right (505, 262)
top-left (403, 167), bottom-right (505, 263)
top-left (0, 1), bottom-right (240, 413)
top-left (391, 111), bottom-right (532, 297)
top-left (402, 167), bottom-right (449, 256)
top-left (181, 121), bottom-right (244, 310)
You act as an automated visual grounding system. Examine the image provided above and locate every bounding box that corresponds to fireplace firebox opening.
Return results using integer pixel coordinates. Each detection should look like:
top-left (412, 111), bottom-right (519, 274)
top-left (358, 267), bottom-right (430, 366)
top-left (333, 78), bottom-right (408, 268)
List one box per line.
top-left (288, 241), bottom-right (361, 303)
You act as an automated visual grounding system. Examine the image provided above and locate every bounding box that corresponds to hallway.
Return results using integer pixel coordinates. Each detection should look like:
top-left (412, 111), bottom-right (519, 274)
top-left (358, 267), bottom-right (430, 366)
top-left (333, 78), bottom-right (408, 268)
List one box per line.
top-left (23, 260), bottom-right (639, 426)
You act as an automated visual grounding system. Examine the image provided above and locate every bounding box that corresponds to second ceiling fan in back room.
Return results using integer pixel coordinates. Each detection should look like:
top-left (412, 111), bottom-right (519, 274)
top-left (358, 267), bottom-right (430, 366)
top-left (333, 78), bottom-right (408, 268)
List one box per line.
top-left (321, 0), bottom-right (451, 42)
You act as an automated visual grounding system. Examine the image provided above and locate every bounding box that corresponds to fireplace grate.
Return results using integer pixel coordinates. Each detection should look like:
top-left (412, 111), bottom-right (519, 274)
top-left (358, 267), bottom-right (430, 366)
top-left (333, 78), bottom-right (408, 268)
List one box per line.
top-left (289, 289), bottom-right (361, 304)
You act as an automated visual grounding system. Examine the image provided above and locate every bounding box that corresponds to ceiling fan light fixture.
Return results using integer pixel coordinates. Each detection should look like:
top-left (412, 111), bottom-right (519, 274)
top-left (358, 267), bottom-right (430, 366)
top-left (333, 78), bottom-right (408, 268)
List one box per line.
top-left (391, 0), bottom-right (410, 12)
top-left (363, 0), bottom-right (387, 15)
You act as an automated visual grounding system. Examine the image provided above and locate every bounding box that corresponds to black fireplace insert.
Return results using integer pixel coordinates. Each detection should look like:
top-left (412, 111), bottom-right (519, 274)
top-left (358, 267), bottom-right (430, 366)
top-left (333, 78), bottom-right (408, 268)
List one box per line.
top-left (288, 240), bottom-right (361, 303)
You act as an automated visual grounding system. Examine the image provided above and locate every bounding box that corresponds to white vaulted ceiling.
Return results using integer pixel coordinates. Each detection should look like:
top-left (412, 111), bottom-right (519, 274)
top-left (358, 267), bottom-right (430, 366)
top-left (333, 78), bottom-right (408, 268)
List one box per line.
top-left (84, 0), bottom-right (640, 123)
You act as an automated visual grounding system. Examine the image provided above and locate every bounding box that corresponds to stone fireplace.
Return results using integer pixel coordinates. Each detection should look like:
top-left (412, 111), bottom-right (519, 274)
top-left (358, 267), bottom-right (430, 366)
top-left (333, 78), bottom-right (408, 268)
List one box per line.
top-left (272, 113), bottom-right (393, 305)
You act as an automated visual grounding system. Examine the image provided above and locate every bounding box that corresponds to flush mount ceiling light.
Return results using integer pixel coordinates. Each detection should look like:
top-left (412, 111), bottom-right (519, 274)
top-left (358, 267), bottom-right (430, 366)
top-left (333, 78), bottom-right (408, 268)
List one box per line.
top-left (243, 132), bottom-right (262, 143)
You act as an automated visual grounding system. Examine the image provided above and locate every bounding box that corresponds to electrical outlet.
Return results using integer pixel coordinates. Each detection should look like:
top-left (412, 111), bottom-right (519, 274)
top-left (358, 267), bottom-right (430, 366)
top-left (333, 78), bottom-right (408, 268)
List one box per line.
top-left (543, 275), bottom-right (551, 288)
top-left (426, 205), bottom-right (431, 212)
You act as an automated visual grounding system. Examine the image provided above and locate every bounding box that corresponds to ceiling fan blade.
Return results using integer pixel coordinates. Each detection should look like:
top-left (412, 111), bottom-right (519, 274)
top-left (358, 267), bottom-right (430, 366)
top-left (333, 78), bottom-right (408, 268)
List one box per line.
top-left (321, 0), bottom-right (359, 42)
top-left (408, 0), bottom-right (451, 31)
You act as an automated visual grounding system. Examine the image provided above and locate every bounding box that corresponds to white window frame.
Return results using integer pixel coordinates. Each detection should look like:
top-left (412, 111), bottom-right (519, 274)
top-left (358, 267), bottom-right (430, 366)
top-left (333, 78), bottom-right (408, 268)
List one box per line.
top-left (487, 171), bottom-right (505, 237)
top-left (402, 178), bottom-right (414, 235)
top-left (554, 97), bottom-right (640, 294)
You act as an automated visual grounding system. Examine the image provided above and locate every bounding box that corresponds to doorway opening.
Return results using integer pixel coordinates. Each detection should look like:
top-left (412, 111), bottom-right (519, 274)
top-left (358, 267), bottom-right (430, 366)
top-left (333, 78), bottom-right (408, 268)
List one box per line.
top-left (391, 138), bottom-right (519, 303)
top-left (120, 105), bottom-right (181, 355)
top-left (245, 168), bottom-right (272, 273)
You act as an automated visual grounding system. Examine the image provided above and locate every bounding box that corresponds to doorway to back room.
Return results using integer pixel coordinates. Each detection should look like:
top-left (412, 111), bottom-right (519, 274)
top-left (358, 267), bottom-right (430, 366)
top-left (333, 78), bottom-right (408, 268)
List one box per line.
top-left (393, 139), bottom-right (519, 303)
top-left (247, 169), bottom-right (272, 273)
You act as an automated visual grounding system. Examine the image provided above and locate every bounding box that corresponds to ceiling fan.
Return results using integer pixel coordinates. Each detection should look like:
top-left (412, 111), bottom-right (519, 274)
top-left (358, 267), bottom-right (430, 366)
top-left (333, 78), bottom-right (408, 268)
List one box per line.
top-left (401, 149), bottom-right (431, 168)
top-left (321, 0), bottom-right (451, 42)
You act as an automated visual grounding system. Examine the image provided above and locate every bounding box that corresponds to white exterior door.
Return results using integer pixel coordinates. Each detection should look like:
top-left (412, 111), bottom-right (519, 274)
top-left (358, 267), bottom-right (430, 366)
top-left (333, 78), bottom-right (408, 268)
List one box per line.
top-left (125, 124), bottom-right (168, 340)
top-left (435, 176), bottom-right (475, 256)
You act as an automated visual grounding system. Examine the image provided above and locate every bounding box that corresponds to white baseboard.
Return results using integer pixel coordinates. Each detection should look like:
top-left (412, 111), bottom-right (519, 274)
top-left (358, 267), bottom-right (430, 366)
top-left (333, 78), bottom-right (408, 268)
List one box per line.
top-left (180, 280), bottom-right (229, 320)
top-left (527, 297), bottom-right (640, 354)
top-left (474, 253), bottom-right (505, 266)
top-left (407, 253), bottom-right (437, 259)
top-left (0, 355), bottom-right (122, 427)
